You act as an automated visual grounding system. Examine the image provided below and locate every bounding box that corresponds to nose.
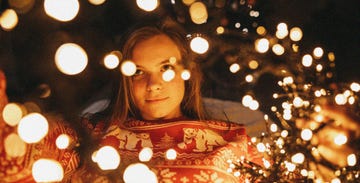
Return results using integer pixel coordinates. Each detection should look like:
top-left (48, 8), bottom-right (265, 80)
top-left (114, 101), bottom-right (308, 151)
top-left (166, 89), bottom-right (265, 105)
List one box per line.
top-left (146, 73), bottom-right (163, 91)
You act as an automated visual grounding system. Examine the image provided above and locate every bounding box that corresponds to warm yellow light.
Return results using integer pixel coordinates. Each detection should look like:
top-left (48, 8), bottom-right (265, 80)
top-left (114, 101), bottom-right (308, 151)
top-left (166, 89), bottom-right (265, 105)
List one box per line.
top-left (242, 95), bottom-right (253, 107)
top-left (94, 146), bottom-right (120, 170)
top-left (293, 97), bottom-right (304, 108)
top-left (281, 130), bottom-right (289, 138)
top-left (255, 38), bottom-right (269, 53)
top-left (17, 113), bottom-right (49, 143)
top-left (44, 0), bottom-right (79, 22)
top-left (283, 76), bottom-right (294, 85)
top-left (55, 43), bottom-right (88, 75)
top-left (300, 169), bottom-right (308, 177)
top-left (32, 159), bottom-right (64, 182)
top-left (334, 134), bottom-right (347, 145)
top-left (328, 52), bottom-right (335, 62)
top-left (165, 148), bottom-right (177, 160)
top-left (56, 134), bottom-right (70, 149)
top-left (350, 82), bottom-right (360, 92)
top-left (245, 74), bottom-right (253, 83)
top-left (249, 100), bottom-right (259, 110)
top-left (285, 162), bottom-right (296, 172)
top-left (334, 93), bottom-right (347, 105)
top-left (313, 47), bottom-right (324, 59)
top-left (4, 133), bottom-right (26, 157)
top-left (123, 163), bottom-right (158, 183)
top-left (256, 26), bottom-right (266, 36)
top-left (88, 0), bottom-right (106, 5)
top-left (139, 147), bottom-right (153, 162)
top-left (2, 103), bottom-right (24, 126)
top-left (331, 178), bottom-right (341, 183)
top-left (190, 36), bottom-right (209, 54)
top-left (347, 154), bottom-right (356, 166)
top-left (104, 53), bottom-right (120, 69)
top-left (302, 54), bottom-right (313, 67)
top-left (216, 26), bottom-right (225, 34)
top-left (136, 0), bottom-right (158, 12)
top-left (256, 143), bottom-right (266, 152)
top-left (0, 9), bottom-right (18, 31)
top-left (270, 124), bottom-right (278, 132)
top-left (182, 0), bottom-right (195, 6)
top-left (229, 63), bottom-right (240, 73)
top-left (189, 2), bottom-right (208, 24)
top-left (272, 44), bottom-right (285, 55)
top-left (181, 70), bottom-right (191, 80)
top-left (121, 60), bottom-right (137, 76)
top-left (289, 27), bottom-right (303, 41)
top-left (263, 158), bottom-right (271, 168)
top-left (248, 60), bottom-right (259, 69)
top-left (316, 64), bottom-right (323, 72)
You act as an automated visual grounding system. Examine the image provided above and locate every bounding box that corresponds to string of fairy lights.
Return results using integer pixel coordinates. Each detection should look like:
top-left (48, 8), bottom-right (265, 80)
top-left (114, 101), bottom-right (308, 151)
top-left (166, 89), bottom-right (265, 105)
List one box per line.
top-left (1, 0), bottom-right (359, 182)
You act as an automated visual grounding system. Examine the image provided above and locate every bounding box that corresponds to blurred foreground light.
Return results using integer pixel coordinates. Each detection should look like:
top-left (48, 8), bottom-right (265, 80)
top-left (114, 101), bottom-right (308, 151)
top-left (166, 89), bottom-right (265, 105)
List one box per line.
top-left (4, 133), bottom-right (26, 157)
top-left (190, 36), bottom-right (209, 54)
top-left (256, 26), bottom-right (266, 36)
top-left (291, 153), bottom-right (305, 164)
top-left (248, 60), bottom-right (259, 69)
top-left (18, 113), bottom-right (49, 143)
top-left (249, 100), bottom-right (259, 110)
top-left (2, 103), bottom-right (24, 126)
top-left (32, 159), bottom-right (64, 182)
top-left (301, 129), bottom-right (312, 141)
top-left (350, 82), bottom-right (360, 92)
top-left (123, 163), bottom-right (158, 183)
top-left (0, 9), bottom-right (18, 31)
top-left (166, 149), bottom-right (177, 160)
top-left (139, 147), bottom-right (153, 162)
top-left (56, 134), bottom-right (71, 149)
top-left (245, 75), bottom-right (254, 83)
top-left (256, 143), bottom-right (266, 152)
top-left (104, 52), bottom-right (120, 69)
top-left (255, 38), bottom-right (269, 53)
top-left (88, 0), bottom-right (106, 5)
top-left (334, 134), bottom-right (347, 145)
top-left (272, 44), bottom-right (285, 55)
top-left (181, 70), bottom-right (191, 80)
top-left (94, 146), bottom-right (120, 170)
top-left (229, 63), bottom-right (240, 73)
top-left (313, 47), bottom-right (324, 59)
top-left (216, 26), bottom-right (225, 34)
top-left (136, 0), bottom-right (158, 12)
top-left (334, 93), bottom-right (347, 105)
top-left (162, 70), bottom-right (175, 82)
top-left (55, 43), bottom-right (88, 75)
top-left (289, 27), bottom-right (303, 41)
top-left (121, 60), bottom-right (137, 76)
top-left (302, 54), bottom-right (313, 67)
top-left (242, 95), bottom-right (253, 107)
top-left (189, 2), bottom-right (208, 24)
top-left (182, 0), bottom-right (195, 6)
top-left (347, 154), bottom-right (356, 166)
top-left (44, 0), bottom-right (79, 22)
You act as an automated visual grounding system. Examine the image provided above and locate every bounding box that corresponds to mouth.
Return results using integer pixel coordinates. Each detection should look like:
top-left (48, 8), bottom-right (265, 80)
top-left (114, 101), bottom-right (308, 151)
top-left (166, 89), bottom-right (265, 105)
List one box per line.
top-left (145, 97), bottom-right (169, 103)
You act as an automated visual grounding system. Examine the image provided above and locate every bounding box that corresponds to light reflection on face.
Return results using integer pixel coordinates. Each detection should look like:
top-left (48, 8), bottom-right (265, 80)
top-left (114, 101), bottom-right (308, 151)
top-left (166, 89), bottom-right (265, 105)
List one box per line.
top-left (131, 34), bottom-right (185, 120)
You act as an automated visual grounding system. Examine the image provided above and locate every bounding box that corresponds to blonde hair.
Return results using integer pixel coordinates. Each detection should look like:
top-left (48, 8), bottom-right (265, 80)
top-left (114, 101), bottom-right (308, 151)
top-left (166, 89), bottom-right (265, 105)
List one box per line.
top-left (110, 19), bottom-right (206, 123)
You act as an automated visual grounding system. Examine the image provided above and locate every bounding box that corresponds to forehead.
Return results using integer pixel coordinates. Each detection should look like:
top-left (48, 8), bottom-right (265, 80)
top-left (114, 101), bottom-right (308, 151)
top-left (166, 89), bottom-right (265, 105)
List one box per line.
top-left (131, 34), bottom-right (182, 66)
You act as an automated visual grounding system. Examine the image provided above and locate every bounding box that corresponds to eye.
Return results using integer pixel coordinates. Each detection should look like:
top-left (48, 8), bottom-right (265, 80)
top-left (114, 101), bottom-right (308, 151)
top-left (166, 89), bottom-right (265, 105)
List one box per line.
top-left (132, 69), bottom-right (144, 78)
top-left (160, 64), bottom-right (175, 72)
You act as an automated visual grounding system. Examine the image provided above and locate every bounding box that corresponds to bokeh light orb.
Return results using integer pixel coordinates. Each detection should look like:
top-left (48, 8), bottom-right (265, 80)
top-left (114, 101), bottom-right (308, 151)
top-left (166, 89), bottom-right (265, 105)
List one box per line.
top-left (32, 159), bottom-right (64, 182)
top-left (121, 60), bottom-right (137, 76)
top-left (139, 147), bottom-right (153, 162)
top-left (190, 36), bottom-right (209, 54)
top-left (165, 148), bottom-right (177, 160)
top-left (4, 133), bottom-right (26, 157)
top-left (56, 134), bottom-right (70, 149)
top-left (181, 70), bottom-right (191, 80)
top-left (95, 146), bottom-right (120, 170)
top-left (55, 43), bottom-right (88, 75)
top-left (301, 54), bottom-right (313, 67)
top-left (255, 38), bottom-right (269, 53)
top-left (44, 0), bottom-right (79, 22)
top-left (229, 63), bottom-right (240, 73)
top-left (88, 0), bottom-right (106, 6)
top-left (189, 2), bottom-right (208, 24)
top-left (0, 9), bottom-right (18, 31)
top-left (17, 113), bottom-right (49, 143)
top-left (289, 27), bottom-right (303, 41)
top-left (136, 0), bottom-right (158, 12)
top-left (104, 53), bottom-right (120, 69)
top-left (2, 103), bottom-right (24, 126)
top-left (162, 69), bottom-right (175, 82)
top-left (123, 163), bottom-right (158, 183)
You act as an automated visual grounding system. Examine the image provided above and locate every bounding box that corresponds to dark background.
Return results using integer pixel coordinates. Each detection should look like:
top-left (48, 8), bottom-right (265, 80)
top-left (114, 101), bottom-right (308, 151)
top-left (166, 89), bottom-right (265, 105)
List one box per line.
top-left (1, 0), bottom-right (359, 119)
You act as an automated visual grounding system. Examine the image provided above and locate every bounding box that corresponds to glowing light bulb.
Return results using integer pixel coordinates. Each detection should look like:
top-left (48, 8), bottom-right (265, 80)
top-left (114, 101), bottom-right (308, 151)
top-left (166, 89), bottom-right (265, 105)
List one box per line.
top-left (88, 0), bottom-right (106, 5)
top-left (139, 147), bottom-right (153, 162)
top-left (245, 74), bottom-right (254, 83)
top-left (313, 47), bottom-right (324, 59)
top-left (32, 159), bottom-right (64, 182)
top-left (316, 64), bottom-right (323, 72)
top-left (281, 130), bottom-right (288, 138)
top-left (2, 103), bottom-right (24, 126)
top-left (0, 9), bottom-right (18, 31)
top-left (216, 26), bottom-right (225, 34)
top-left (276, 23), bottom-right (288, 39)
top-left (17, 113), bottom-right (49, 143)
top-left (331, 178), bottom-right (341, 183)
top-left (293, 97), bottom-right (304, 108)
top-left (272, 44), bottom-right (285, 55)
top-left (56, 134), bottom-right (70, 149)
top-left (270, 124), bottom-right (278, 132)
top-left (95, 146), bottom-right (120, 170)
top-left (182, 0), bottom-right (195, 6)
top-left (44, 0), bottom-right (79, 22)
top-left (190, 36), bottom-right (209, 54)
top-left (55, 43), bottom-right (88, 75)
top-left (334, 93), bottom-right (347, 105)
top-left (121, 60), bottom-right (137, 76)
top-left (242, 95), bottom-right (253, 107)
top-left (285, 161), bottom-right (296, 172)
top-left (248, 60), bottom-right (259, 69)
top-left (256, 143), bottom-right (266, 152)
top-left (136, 0), bottom-right (158, 12)
top-left (162, 69), bottom-right (175, 82)
top-left (350, 82), bottom-right (360, 92)
top-left (347, 154), bottom-right (356, 166)
top-left (249, 100), bottom-right (259, 110)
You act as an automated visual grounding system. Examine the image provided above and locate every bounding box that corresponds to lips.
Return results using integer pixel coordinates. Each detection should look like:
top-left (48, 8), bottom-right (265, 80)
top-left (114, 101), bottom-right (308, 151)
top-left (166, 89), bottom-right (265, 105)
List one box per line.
top-left (145, 97), bottom-right (169, 103)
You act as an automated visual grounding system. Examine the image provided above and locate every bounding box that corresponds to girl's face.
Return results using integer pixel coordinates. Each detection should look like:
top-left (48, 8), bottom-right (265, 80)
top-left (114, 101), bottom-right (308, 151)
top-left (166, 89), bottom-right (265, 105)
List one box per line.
top-left (131, 34), bottom-right (185, 120)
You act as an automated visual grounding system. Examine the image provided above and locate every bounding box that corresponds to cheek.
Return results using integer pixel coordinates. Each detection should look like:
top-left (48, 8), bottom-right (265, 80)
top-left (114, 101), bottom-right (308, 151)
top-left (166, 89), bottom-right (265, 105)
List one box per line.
top-left (132, 81), bottom-right (146, 100)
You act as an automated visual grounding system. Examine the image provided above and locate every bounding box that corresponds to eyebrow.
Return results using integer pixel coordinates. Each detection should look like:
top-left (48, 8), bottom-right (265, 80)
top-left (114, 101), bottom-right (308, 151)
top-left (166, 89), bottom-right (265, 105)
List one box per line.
top-left (135, 59), bottom-right (181, 68)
